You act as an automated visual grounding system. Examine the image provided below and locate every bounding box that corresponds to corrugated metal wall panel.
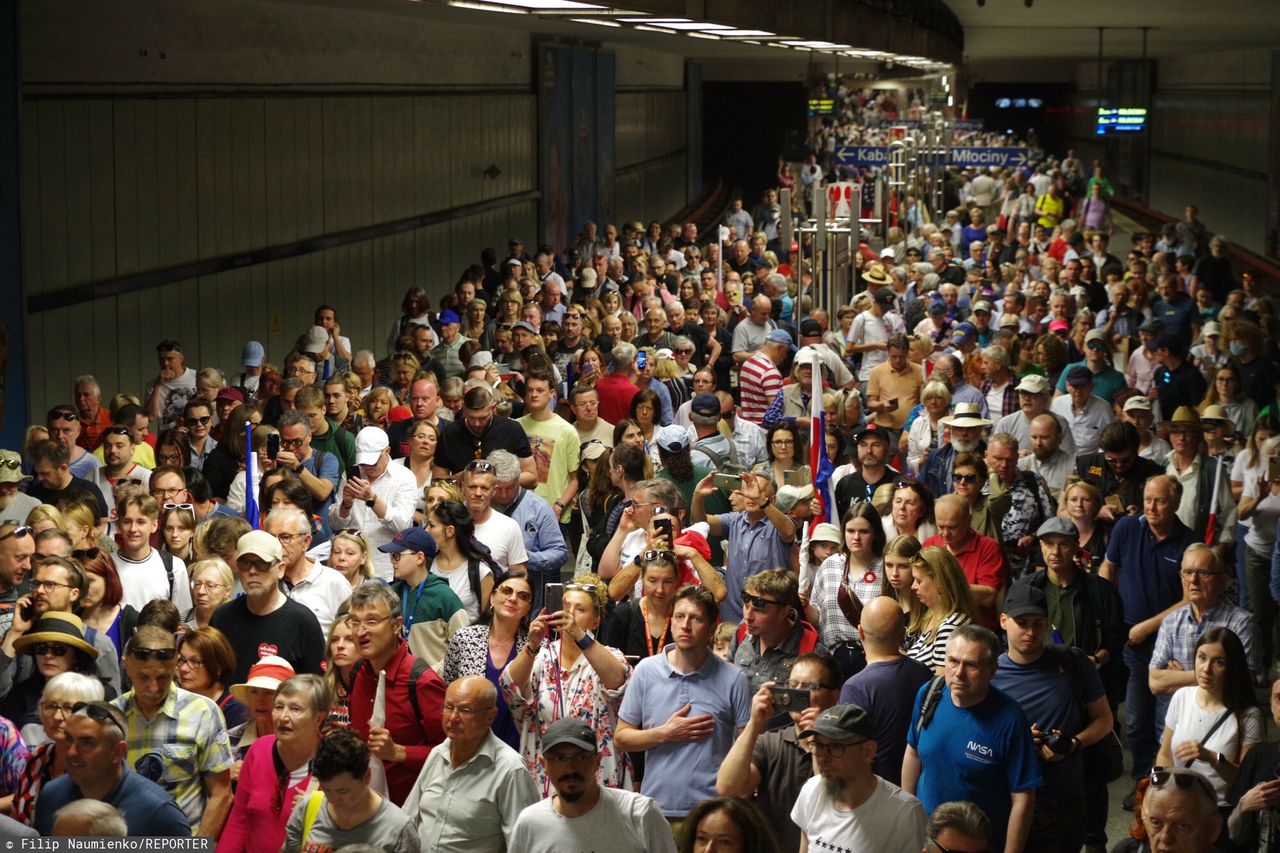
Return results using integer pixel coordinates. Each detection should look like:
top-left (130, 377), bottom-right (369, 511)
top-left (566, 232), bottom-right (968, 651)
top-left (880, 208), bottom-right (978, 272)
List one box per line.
top-left (22, 92), bottom-right (538, 418)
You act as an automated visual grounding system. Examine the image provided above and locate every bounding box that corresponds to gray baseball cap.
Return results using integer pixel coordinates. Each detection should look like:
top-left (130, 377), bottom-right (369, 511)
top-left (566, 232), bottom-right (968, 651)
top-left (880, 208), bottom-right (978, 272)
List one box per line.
top-left (541, 718), bottom-right (597, 753)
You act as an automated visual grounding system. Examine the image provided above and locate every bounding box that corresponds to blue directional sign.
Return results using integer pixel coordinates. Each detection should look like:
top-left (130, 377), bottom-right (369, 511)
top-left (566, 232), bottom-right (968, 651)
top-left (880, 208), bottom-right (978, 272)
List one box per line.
top-left (948, 147), bottom-right (1029, 168)
top-left (835, 146), bottom-right (1029, 169)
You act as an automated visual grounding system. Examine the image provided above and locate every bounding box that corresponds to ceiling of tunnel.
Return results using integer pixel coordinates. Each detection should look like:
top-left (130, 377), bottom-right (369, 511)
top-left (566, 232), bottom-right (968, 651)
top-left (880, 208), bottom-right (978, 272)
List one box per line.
top-left (943, 0), bottom-right (1280, 61)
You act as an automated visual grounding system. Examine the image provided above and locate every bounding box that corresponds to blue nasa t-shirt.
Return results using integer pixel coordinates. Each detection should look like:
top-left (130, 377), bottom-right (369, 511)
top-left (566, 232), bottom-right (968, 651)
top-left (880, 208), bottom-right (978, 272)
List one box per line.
top-left (908, 683), bottom-right (1043, 850)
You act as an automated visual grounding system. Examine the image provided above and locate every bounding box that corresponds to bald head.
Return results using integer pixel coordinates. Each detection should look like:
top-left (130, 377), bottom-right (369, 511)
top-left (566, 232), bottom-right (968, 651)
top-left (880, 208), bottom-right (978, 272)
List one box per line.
top-left (859, 596), bottom-right (907, 653)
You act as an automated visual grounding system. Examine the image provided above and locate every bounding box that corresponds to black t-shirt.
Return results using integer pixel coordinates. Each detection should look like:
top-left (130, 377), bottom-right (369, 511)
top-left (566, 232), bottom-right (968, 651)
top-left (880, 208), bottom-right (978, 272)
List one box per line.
top-left (435, 417), bottom-right (532, 474)
top-left (1074, 452), bottom-right (1165, 513)
top-left (1227, 740), bottom-right (1280, 849)
top-left (27, 476), bottom-right (108, 518)
top-left (834, 466), bottom-right (900, 520)
top-left (209, 596), bottom-right (325, 683)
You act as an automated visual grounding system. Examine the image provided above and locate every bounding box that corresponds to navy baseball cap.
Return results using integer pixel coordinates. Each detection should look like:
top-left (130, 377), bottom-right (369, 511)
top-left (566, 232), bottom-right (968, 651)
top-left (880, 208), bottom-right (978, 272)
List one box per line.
top-left (378, 528), bottom-right (439, 557)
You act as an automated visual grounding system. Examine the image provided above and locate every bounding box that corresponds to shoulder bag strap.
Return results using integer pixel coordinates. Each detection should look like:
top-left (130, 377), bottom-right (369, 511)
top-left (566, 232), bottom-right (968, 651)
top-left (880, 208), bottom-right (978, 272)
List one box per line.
top-left (835, 559), bottom-right (864, 628)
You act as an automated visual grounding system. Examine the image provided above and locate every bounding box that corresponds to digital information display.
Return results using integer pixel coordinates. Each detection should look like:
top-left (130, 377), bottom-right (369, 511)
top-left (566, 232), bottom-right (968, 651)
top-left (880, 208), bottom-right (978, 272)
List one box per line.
top-left (1096, 107), bottom-right (1148, 135)
top-left (808, 98), bottom-right (835, 116)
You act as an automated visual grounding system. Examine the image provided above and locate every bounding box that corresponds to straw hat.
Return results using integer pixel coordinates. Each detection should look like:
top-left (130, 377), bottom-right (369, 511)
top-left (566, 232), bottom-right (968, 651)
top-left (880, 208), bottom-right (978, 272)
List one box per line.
top-left (14, 611), bottom-right (98, 659)
top-left (940, 402), bottom-right (993, 429)
top-left (862, 267), bottom-right (893, 287)
top-left (1160, 406), bottom-right (1203, 431)
top-left (1200, 404), bottom-right (1231, 426)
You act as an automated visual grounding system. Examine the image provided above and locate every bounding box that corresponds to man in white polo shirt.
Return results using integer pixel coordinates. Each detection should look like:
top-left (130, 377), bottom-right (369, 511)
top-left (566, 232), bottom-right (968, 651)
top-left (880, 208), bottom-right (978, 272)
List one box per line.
top-left (330, 427), bottom-right (419, 582)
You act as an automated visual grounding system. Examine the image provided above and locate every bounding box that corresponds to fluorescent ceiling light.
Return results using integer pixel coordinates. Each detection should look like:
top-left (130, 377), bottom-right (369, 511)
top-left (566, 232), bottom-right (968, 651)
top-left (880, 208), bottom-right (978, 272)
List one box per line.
top-left (634, 24), bottom-right (677, 33)
top-left (718, 29), bottom-right (776, 38)
top-left (570, 16), bottom-right (620, 26)
top-left (448, 0), bottom-right (528, 11)
top-left (686, 31), bottom-right (721, 39)
top-left (782, 40), bottom-right (852, 50)
top-left (486, 0), bottom-right (604, 9)
top-left (654, 22), bottom-right (734, 30)
top-left (618, 16), bottom-right (691, 22)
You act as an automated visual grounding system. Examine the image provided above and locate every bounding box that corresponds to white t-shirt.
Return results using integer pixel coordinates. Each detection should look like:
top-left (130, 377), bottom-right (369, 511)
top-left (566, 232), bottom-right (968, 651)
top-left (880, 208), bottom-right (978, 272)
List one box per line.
top-left (432, 559), bottom-right (494, 624)
top-left (790, 774), bottom-right (927, 853)
top-left (849, 311), bottom-right (890, 381)
top-left (985, 381), bottom-right (1012, 421)
top-left (473, 511), bottom-right (530, 574)
top-left (115, 547), bottom-right (193, 614)
top-left (508, 787), bottom-right (676, 853)
top-left (1166, 686), bottom-right (1264, 804)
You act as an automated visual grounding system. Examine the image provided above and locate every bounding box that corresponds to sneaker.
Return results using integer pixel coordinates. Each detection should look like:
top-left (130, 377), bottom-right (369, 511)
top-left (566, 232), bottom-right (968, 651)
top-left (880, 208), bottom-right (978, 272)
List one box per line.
top-left (1122, 781), bottom-right (1139, 811)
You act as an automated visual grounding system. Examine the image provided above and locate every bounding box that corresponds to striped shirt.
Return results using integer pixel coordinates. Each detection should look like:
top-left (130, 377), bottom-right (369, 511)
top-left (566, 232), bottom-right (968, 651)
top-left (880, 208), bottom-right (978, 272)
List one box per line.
top-left (740, 352), bottom-right (782, 424)
top-left (113, 683), bottom-right (235, 832)
top-left (906, 612), bottom-right (973, 670)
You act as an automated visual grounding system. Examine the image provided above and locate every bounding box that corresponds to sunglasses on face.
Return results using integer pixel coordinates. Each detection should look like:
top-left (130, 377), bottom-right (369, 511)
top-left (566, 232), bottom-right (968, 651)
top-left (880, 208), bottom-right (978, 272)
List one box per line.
top-left (186, 416), bottom-right (212, 426)
top-left (952, 473), bottom-right (979, 484)
top-left (31, 643), bottom-right (71, 657)
top-left (71, 548), bottom-right (100, 561)
top-left (129, 647), bottom-right (177, 662)
top-left (741, 591), bottom-right (783, 610)
top-left (495, 585), bottom-right (533, 602)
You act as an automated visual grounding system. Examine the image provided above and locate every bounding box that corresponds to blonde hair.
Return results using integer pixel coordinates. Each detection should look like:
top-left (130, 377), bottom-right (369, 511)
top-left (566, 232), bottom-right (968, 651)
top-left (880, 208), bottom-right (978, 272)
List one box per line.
top-left (566, 572), bottom-right (610, 617)
top-left (25, 503), bottom-right (67, 532)
top-left (329, 532), bottom-right (375, 581)
top-left (909, 546), bottom-right (979, 638)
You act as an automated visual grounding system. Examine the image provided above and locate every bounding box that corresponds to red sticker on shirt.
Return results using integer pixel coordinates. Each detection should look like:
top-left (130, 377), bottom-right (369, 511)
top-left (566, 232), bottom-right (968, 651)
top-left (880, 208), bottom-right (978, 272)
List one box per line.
top-left (258, 643), bottom-right (279, 660)
top-left (863, 571), bottom-right (878, 585)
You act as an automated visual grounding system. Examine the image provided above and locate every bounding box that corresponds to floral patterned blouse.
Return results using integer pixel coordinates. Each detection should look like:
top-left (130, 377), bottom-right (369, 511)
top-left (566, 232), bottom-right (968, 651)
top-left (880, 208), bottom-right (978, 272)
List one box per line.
top-left (500, 638), bottom-right (632, 798)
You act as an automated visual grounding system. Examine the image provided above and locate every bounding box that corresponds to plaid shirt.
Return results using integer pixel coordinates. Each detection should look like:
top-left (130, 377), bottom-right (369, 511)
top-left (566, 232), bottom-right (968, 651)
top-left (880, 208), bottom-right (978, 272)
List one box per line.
top-left (990, 470), bottom-right (1058, 579)
top-left (812, 555), bottom-right (883, 647)
top-left (113, 682), bottom-right (235, 831)
top-left (1151, 599), bottom-right (1257, 676)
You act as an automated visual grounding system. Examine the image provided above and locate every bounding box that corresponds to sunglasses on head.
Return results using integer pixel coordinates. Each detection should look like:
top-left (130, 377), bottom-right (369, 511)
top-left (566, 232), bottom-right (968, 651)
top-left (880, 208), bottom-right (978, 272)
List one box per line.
top-left (104, 426), bottom-right (132, 437)
top-left (49, 411), bottom-right (78, 422)
top-left (71, 701), bottom-right (125, 732)
top-left (0, 526), bottom-right (31, 544)
top-left (1149, 766), bottom-right (1217, 802)
top-left (164, 502), bottom-right (195, 513)
top-left (129, 647), bottom-right (177, 662)
top-left (466, 460), bottom-right (495, 474)
top-left (641, 549), bottom-right (677, 564)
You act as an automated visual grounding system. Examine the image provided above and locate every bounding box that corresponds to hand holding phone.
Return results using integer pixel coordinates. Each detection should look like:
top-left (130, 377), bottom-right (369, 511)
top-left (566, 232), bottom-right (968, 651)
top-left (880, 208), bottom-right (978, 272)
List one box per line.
top-left (266, 433), bottom-right (281, 461)
top-left (768, 685), bottom-right (812, 711)
top-left (543, 583), bottom-right (564, 620)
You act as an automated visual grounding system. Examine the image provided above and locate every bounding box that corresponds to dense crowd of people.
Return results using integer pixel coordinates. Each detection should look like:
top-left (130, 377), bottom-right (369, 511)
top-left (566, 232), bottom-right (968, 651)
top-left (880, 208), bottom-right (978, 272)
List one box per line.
top-left (0, 111), bottom-right (1273, 852)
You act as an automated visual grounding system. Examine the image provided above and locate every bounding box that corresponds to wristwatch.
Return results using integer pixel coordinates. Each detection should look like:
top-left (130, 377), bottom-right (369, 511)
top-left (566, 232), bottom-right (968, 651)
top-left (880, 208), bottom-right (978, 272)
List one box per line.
top-left (575, 630), bottom-right (597, 651)
top-left (365, 497), bottom-right (377, 508)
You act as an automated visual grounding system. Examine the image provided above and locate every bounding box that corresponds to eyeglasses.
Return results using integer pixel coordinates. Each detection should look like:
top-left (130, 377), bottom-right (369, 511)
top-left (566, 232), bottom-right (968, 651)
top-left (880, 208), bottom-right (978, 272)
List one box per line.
top-left (280, 438), bottom-right (305, 449)
top-left (70, 548), bottom-right (100, 562)
top-left (742, 591), bottom-right (783, 610)
top-left (152, 488), bottom-right (186, 499)
top-left (129, 647), bottom-right (177, 662)
top-left (809, 739), bottom-right (866, 757)
top-left (495, 585), bottom-right (533, 602)
top-left (641, 550), bottom-right (677, 564)
top-left (350, 615), bottom-right (392, 631)
top-left (30, 642), bottom-right (71, 657)
top-left (788, 680), bottom-right (839, 691)
top-left (31, 579), bottom-right (74, 592)
top-left (1149, 766), bottom-right (1217, 802)
top-left (186, 416), bottom-right (212, 426)
top-left (49, 411), bottom-right (79, 422)
top-left (772, 438), bottom-right (796, 446)
top-left (466, 460), bottom-right (495, 474)
top-left (276, 532), bottom-right (307, 545)
top-left (40, 701), bottom-right (77, 717)
top-left (176, 655), bottom-right (205, 669)
top-left (931, 840), bottom-right (989, 853)
top-left (952, 473), bottom-right (979, 484)
top-left (442, 702), bottom-right (494, 717)
top-left (192, 581), bottom-right (227, 592)
top-left (1179, 568), bottom-right (1226, 579)
top-left (0, 526), bottom-right (30, 544)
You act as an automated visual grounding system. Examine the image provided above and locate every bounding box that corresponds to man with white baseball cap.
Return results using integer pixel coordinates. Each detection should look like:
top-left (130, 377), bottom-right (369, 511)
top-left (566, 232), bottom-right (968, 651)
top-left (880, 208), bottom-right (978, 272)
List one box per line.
top-left (330, 427), bottom-right (419, 581)
top-left (993, 373), bottom-right (1077, 457)
top-left (0, 449), bottom-right (38, 527)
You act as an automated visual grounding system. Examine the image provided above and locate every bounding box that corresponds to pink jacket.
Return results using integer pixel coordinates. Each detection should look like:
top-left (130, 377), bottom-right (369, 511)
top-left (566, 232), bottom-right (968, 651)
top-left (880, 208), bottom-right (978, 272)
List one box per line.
top-left (216, 735), bottom-right (313, 853)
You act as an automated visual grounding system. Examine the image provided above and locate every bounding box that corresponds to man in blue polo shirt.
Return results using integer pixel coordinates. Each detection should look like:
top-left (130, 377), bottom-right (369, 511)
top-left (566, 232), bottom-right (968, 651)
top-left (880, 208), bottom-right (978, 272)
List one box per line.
top-left (614, 585), bottom-right (751, 821)
top-left (1099, 474), bottom-right (1198, 804)
top-left (34, 702), bottom-right (191, 836)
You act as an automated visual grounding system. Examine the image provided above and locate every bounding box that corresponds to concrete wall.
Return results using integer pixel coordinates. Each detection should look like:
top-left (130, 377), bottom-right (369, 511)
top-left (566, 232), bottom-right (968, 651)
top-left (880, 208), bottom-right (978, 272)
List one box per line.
top-left (15, 0), bottom-right (694, 423)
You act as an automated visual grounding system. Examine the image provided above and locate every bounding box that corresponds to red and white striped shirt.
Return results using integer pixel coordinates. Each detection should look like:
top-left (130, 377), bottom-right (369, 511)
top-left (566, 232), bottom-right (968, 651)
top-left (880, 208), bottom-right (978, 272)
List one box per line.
top-left (740, 351), bottom-right (782, 424)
